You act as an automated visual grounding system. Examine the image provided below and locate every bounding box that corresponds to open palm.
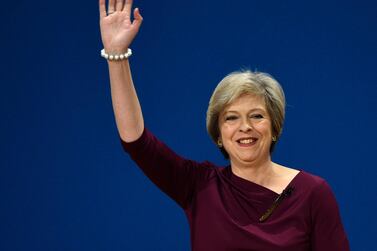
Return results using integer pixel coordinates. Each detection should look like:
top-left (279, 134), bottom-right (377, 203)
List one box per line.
top-left (99, 0), bottom-right (143, 53)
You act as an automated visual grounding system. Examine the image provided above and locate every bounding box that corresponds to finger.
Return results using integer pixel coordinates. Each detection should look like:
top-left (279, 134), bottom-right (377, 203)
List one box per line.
top-left (108, 0), bottom-right (115, 13)
top-left (99, 0), bottom-right (107, 19)
top-left (115, 0), bottom-right (123, 11)
top-left (132, 8), bottom-right (143, 30)
top-left (123, 0), bottom-right (133, 14)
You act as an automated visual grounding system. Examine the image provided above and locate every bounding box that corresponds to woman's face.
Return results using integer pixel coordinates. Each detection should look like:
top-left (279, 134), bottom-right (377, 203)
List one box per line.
top-left (218, 94), bottom-right (273, 167)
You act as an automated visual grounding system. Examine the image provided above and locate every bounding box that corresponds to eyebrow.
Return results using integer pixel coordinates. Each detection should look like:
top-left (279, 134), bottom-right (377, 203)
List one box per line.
top-left (224, 108), bottom-right (266, 113)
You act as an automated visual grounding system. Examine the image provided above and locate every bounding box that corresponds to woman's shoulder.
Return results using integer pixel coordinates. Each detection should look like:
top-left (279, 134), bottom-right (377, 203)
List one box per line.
top-left (292, 169), bottom-right (336, 200)
top-left (275, 165), bottom-right (326, 192)
top-left (277, 163), bottom-right (326, 186)
top-left (298, 169), bottom-right (328, 187)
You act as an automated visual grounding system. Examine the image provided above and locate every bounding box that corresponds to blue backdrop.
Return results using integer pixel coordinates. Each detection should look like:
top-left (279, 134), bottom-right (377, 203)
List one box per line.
top-left (1, 0), bottom-right (376, 250)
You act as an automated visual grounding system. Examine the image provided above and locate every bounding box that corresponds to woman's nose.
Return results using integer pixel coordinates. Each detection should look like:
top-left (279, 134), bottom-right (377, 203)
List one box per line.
top-left (239, 119), bottom-right (252, 132)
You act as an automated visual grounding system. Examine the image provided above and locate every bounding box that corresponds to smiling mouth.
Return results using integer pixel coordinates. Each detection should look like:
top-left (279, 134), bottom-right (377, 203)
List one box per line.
top-left (236, 138), bottom-right (258, 146)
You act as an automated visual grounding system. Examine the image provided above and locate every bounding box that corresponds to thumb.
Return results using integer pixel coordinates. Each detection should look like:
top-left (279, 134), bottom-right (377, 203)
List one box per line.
top-left (132, 8), bottom-right (143, 29)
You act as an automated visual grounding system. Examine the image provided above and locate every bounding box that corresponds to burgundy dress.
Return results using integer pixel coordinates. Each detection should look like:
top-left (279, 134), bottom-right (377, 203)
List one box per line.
top-left (121, 128), bottom-right (350, 251)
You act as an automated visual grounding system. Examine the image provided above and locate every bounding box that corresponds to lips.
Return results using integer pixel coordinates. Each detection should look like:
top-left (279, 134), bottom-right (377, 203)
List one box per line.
top-left (236, 137), bottom-right (258, 146)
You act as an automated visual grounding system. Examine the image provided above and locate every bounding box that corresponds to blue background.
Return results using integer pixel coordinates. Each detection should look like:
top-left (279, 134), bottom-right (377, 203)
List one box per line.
top-left (1, 0), bottom-right (376, 250)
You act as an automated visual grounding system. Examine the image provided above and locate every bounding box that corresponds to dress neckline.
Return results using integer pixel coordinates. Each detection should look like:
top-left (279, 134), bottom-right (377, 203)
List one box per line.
top-left (227, 166), bottom-right (303, 196)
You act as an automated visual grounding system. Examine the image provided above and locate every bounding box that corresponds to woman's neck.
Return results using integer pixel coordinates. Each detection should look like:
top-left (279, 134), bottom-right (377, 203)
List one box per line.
top-left (230, 157), bottom-right (279, 185)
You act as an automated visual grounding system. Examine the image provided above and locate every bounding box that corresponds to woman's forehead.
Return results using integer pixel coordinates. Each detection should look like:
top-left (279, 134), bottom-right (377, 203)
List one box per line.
top-left (223, 94), bottom-right (266, 112)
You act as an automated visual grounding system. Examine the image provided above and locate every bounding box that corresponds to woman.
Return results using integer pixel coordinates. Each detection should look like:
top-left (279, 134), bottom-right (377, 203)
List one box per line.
top-left (99, 0), bottom-right (350, 250)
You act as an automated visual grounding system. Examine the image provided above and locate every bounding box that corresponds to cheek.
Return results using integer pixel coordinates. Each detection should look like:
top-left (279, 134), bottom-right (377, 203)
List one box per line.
top-left (254, 121), bottom-right (272, 135)
top-left (219, 124), bottom-right (236, 138)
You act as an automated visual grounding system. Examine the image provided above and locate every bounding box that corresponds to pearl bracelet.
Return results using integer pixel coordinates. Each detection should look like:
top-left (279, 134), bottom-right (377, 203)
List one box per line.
top-left (101, 48), bottom-right (132, 61)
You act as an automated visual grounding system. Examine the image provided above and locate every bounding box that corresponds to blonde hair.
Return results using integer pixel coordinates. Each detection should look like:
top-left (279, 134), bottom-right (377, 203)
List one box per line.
top-left (206, 70), bottom-right (286, 157)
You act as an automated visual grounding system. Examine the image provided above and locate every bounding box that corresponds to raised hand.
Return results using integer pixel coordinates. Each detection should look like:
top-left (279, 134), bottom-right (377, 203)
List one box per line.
top-left (99, 0), bottom-right (143, 54)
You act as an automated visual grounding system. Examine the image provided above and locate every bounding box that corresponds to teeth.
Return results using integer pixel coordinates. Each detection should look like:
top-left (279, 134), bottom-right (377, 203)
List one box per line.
top-left (239, 139), bottom-right (254, 144)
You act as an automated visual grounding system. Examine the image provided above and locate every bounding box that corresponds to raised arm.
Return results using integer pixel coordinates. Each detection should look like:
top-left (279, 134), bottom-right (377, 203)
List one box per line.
top-left (99, 0), bottom-right (144, 142)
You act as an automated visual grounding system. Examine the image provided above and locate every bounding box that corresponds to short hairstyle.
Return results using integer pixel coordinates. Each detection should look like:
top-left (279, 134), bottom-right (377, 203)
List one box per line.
top-left (206, 70), bottom-right (286, 158)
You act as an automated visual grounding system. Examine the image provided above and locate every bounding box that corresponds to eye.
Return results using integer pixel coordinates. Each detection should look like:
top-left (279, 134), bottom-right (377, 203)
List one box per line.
top-left (225, 115), bottom-right (238, 121)
top-left (250, 114), bottom-right (264, 119)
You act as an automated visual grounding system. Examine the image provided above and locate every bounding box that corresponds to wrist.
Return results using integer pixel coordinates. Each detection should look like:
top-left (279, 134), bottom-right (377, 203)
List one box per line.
top-left (104, 47), bottom-right (129, 54)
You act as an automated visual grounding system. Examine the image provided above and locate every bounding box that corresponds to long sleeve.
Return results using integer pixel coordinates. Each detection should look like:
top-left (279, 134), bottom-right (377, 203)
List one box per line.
top-left (120, 127), bottom-right (214, 210)
top-left (310, 180), bottom-right (350, 250)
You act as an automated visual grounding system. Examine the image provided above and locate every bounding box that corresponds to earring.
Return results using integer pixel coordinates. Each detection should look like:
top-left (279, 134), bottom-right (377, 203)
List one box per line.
top-left (272, 136), bottom-right (277, 142)
top-left (217, 139), bottom-right (223, 147)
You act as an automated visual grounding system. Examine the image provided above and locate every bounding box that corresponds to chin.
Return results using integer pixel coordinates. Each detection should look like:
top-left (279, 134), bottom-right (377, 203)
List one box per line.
top-left (234, 151), bottom-right (269, 164)
top-left (236, 155), bottom-right (259, 164)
